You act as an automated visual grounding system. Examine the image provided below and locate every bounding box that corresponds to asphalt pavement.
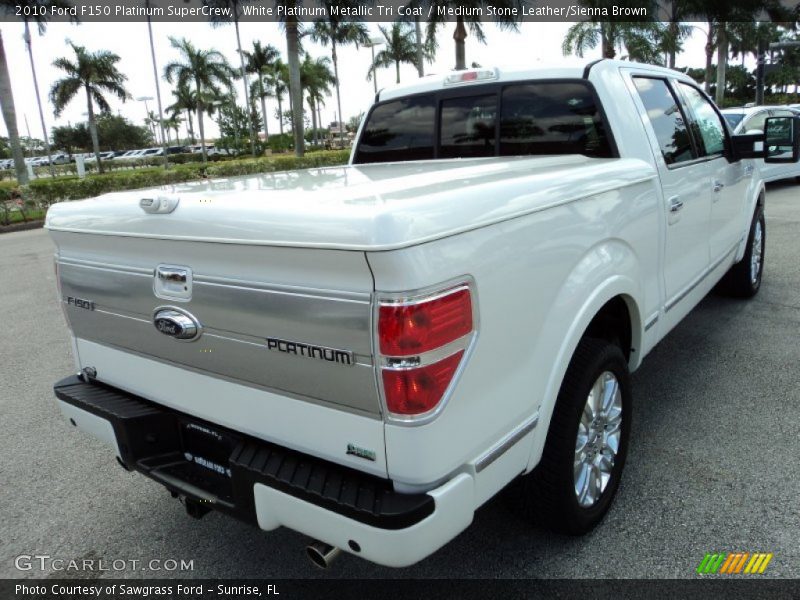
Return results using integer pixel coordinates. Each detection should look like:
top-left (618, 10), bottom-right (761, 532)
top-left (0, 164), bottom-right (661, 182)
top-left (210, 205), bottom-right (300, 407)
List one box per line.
top-left (1, 183), bottom-right (798, 580)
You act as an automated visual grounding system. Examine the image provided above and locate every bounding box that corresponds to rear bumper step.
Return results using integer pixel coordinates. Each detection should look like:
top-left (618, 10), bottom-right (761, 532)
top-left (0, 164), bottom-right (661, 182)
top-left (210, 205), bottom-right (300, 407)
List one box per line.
top-left (54, 375), bottom-right (434, 530)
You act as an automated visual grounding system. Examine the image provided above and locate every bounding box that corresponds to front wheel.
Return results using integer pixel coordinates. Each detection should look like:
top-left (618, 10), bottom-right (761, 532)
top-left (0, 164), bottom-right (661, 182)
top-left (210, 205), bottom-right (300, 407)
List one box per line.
top-left (718, 206), bottom-right (765, 298)
top-left (508, 337), bottom-right (632, 535)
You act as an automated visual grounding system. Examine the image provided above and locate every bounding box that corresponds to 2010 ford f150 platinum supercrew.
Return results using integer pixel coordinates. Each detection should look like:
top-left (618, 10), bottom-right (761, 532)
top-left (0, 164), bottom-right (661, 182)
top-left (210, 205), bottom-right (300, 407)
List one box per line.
top-left (46, 60), bottom-right (800, 568)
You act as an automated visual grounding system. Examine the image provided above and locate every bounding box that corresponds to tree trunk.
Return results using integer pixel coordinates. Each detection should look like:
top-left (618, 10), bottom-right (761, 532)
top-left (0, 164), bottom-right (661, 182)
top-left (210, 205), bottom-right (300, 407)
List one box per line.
top-left (309, 97), bottom-right (318, 146)
top-left (601, 23), bottom-right (615, 59)
top-left (332, 39), bottom-right (344, 145)
top-left (453, 17), bottom-right (467, 70)
top-left (414, 16), bottom-right (424, 77)
top-left (715, 24), bottom-right (728, 105)
top-left (24, 21), bottom-right (54, 178)
top-left (667, 20), bottom-right (678, 69)
top-left (395, 60), bottom-right (400, 84)
top-left (195, 80), bottom-right (207, 164)
top-left (186, 110), bottom-right (195, 144)
top-left (86, 87), bottom-right (103, 173)
top-left (705, 22), bottom-right (714, 94)
top-left (286, 16), bottom-right (304, 157)
top-left (234, 16), bottom-right (257, 157)
top-left (277, 93), bottom-right (284, 136)
top-left (0, 30), bottom-right (29, 185)
top-left (259, 78), bottom-right (269, 144)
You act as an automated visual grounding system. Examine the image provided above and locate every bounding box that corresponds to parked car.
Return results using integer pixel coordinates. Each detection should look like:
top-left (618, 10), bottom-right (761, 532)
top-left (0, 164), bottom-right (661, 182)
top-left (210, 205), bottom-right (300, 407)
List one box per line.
top-left (722, 105), bottom-right (800, 182)
top-left (45, 60), bottom-right (797, 569)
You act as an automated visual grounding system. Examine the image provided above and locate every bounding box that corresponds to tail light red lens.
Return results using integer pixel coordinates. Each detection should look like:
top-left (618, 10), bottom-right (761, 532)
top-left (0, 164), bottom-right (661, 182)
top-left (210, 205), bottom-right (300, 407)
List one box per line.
top-left (378, 284), bottom-right (474, 420)
top-left (379, 288), bottom-right (472, 356)
top-left (382, 351), bottom-right (464, 415)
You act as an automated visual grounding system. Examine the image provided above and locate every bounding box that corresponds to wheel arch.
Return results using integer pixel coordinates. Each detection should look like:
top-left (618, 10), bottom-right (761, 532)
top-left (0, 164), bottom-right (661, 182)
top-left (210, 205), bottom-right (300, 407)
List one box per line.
top-left (524, 274), bottom-right (644, 474)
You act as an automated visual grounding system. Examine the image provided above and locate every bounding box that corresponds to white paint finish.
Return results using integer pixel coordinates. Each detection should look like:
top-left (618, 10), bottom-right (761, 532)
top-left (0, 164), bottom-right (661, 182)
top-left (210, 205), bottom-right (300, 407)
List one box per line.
top-left (74, 339), bottom-right (388, 478)
top-left (57, 400), bottom-right (121, 458)
top-left (253, 473), bottom-right (474, 568)
top-left (45, 156), bottom-right (653, 252)
top-left (373, 180), bottom-right (659, 485)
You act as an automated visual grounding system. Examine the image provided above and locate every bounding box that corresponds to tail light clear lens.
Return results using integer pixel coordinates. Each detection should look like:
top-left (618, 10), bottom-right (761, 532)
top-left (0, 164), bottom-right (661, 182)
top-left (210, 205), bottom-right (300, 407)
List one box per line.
top-left (378, 283), bottom-right (475, 421)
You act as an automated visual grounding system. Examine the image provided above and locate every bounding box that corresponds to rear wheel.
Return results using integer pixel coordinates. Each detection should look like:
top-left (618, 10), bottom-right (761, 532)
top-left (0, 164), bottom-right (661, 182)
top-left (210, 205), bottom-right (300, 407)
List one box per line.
top-left (718, 206), bottom-right (765, 298)
top-left (509, 337), bottom-right (631, 534)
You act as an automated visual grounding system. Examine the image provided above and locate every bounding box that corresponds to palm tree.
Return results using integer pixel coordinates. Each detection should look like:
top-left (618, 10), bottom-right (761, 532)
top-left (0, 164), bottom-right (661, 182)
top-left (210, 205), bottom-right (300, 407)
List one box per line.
top-left (244, 41), bottom-right (281, 144)
top-left (274, 2), bottom-right (306, 156)
top-left (204, 0), bottom-right (259, 156)
top-left (265, 59), bottom-right (289, 137)
top-left (50, 42), bottom-right (129, 172)
top-left (167, 81), bottom-right (198, 144)
top-left (300, 54), bottom-right (335, 147)
top-left (425, 0), bottom-right (522, 70)
top-left (310, 8), bottom-right (370, 144)
top-left (163, 37), bottom-right (235, 164)
top-left (562, 20), bottom-right (665, 63)
top-left (368, 23), bottom-right (420, 84)
top-left (1, 0), bottom-right (74, 184)
top-left (164, 112), bottom-right (183, 144)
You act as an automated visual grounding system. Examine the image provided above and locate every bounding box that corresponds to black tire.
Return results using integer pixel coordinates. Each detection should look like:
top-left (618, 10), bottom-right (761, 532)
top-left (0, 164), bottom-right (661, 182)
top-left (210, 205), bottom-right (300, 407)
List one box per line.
top-left (718, 206), bottom-right (765, 298)
top-left (507, 337), bottom-right (632, 535)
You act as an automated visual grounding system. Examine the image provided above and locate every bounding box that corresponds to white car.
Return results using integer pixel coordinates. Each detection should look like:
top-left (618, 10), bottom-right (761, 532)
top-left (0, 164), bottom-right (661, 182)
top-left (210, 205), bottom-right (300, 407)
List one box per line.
top-left (45, 60), bottom-right (795, 569)
top-left (722, 105), bottom-right (800, 182)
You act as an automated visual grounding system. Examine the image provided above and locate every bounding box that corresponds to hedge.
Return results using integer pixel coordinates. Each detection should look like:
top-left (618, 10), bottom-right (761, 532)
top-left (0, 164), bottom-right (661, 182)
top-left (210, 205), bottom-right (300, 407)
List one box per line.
top-left (7, 150), bottom-right (350, 206)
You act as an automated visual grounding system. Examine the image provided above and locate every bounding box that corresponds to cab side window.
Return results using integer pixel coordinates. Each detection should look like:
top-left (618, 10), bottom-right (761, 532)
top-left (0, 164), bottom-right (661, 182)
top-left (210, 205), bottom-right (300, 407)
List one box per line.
top-left (633, 77), bottom-right (695, 166)
top-left (677, 83), bottom-right (726, 157)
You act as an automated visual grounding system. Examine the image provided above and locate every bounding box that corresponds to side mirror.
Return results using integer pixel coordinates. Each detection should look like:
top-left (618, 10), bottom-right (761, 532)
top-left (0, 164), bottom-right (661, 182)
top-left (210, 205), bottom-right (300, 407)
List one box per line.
top-left (764, 116), bottom-right (800, 163)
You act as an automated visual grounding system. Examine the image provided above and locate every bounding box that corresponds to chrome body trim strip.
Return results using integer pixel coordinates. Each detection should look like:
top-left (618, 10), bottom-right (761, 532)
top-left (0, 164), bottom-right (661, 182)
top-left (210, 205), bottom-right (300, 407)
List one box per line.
top-left (475, 414), bottom-right (539, 474)
top-left (665, 244), bottom-right (738, 313)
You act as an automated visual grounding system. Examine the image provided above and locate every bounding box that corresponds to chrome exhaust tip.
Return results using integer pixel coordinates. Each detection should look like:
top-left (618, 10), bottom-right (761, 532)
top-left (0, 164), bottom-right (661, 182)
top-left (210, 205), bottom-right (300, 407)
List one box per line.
top-left (306, 540), bottom-right (342, 569)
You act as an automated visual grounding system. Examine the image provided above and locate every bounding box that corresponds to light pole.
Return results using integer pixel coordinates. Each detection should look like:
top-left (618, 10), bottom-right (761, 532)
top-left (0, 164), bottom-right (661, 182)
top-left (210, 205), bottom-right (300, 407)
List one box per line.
top-left (364, 37), bottom-right (384, 95)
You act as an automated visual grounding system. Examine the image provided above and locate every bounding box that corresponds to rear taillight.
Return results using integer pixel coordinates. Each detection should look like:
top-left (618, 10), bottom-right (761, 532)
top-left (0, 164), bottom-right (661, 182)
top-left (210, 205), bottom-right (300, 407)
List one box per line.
top-left (377, 283), bottom-right (475, 421)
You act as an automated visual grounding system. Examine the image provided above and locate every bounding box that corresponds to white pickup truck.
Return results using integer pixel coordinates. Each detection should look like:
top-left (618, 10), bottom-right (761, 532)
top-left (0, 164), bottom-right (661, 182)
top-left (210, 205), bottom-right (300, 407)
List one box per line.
top-left (46, 60), bottom-right (798, 569)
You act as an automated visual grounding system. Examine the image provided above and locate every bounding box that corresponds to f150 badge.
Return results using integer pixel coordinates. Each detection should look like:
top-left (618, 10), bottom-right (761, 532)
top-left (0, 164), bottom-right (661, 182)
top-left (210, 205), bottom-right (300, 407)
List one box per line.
top-left (153, 308), bottom-right (201, 341)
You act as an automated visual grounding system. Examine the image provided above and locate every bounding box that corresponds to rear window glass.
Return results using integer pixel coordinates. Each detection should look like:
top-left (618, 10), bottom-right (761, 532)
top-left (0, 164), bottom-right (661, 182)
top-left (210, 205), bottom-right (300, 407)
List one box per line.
top-left (353, 80), bottom-right (614, 163)
top-left (440, 94), bottom-right (497, 159)
top-left (499, 83), bottom-right (612, 157)
top-left (352, 96), bottom-right (435, 164)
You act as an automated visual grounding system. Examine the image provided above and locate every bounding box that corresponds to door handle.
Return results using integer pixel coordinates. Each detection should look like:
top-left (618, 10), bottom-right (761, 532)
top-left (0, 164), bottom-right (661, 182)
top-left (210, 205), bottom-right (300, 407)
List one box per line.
top-left (669, 197), bottom-right (684, 213)
top-left (713, 180), bottom-right (725, 192)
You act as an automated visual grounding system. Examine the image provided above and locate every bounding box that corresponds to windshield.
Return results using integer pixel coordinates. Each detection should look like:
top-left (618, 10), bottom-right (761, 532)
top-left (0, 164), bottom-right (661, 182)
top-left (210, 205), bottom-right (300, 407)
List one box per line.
top-left (723, 113), bottom-right (745, 129)
top-left (353, 80), bottom-right (615, 164)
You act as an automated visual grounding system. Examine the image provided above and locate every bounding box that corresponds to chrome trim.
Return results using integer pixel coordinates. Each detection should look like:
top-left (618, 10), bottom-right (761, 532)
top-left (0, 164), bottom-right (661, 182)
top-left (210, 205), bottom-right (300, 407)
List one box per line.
top-left (380, 335), bottom-right (473, 370)
top-left (475, 414), bottom-right (539, 474)
top-left (194, 274), bottom-right (371, 304)
top-left (665, 243), bottom-right (739, 312)
top-left (373, 275), bottom-right (480, 427)
top-left (58, 257), bottom-right (153, 276)
top-left (152, 306), bottom-right (203, 342)
top-left (644, 313), bottom-right (659, 332)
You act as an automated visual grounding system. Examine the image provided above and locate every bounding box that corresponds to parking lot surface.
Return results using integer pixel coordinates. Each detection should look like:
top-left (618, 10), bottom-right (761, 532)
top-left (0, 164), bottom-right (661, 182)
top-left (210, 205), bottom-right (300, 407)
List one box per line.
top-left (1, 184), bottom-right (798, 579)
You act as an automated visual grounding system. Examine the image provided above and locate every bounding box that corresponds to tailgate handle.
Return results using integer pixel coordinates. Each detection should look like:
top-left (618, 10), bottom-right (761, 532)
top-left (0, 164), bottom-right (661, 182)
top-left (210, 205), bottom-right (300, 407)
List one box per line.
top-left (157, 267), bottom-right (188, 284)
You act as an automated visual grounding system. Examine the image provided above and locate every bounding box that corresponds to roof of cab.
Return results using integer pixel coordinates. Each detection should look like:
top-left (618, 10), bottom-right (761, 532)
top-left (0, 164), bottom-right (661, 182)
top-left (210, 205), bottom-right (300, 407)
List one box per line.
top-left (377, 59), bottom-right (697, 102)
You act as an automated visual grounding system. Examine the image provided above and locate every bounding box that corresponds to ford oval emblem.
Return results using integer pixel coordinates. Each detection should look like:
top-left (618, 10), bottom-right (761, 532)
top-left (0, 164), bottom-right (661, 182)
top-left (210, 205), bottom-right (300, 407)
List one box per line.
top-left (153, 308), bottom-right (201, 341)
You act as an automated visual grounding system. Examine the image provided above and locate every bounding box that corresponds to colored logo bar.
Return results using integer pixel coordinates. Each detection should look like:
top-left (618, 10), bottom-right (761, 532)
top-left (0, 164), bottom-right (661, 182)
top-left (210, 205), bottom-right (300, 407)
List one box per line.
top-left (697, 552), bottom-right (773, 574)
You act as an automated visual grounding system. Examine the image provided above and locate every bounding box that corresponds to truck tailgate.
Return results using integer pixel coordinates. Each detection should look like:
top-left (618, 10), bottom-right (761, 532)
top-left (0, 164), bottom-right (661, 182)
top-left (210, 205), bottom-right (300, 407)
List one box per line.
top-left (50, 231), bottom-right (386, 476)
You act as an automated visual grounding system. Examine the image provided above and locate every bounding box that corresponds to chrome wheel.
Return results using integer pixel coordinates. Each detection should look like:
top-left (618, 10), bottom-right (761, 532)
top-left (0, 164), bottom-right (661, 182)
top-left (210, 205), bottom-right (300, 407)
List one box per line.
top-left (750, 219), bottom-right (763, 285)
top-left (574, 371), bottom-right (623, 508)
